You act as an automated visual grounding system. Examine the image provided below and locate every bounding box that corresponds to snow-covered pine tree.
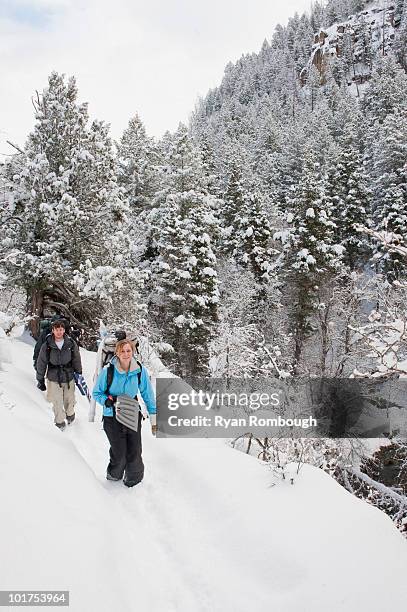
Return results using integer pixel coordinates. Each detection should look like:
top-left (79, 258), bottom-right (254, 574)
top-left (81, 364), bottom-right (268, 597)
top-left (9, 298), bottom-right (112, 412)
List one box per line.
top-left (149, 123), bottom-right (220, 376)
top-left (353, 14), bottom-right (374, 72)
top-left (2, 72), bottom-right (142, 342)
top-left (275, 151), bottom-right (345, 372)
top-left (310, 1), bottom-right (326, 33)
top-left (152, 191), bottom-right (219, 377)
top-left (220, 159), bottom-right (246, 252)
top-left (370, 107), bottom-right (407, 278)
top-left (220, 154), bottom-right (274, 285)
top-left (297, 14), bottom-right (315, 69)
top-left (251, 111), bottom-right (283, 198)
top-left (326, 114), bottom-right (371, 269)
top-left (233, 190), bottom-right (274, 282)
top-left (71, 118), bottom-right (145, 323)
top-left (197, 134), bottom-right (223, 198)
top-left (160, 123), bottom-right (206, 195)
top-left (116, 114), bottom-right (156, 213)
top-left (324, 0), bottom-right (369, 26)
top-left (395, 1), bottom-right (407, 70)
top-left (361, 55), bottom-right (407, 125)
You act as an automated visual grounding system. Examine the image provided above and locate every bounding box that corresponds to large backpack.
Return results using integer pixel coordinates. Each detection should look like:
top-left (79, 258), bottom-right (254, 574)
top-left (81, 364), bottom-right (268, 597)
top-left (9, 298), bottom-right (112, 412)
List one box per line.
top-left (100, 330), bottom-right (140, 370)
top-left (39, 318), bottom-right (52, 337)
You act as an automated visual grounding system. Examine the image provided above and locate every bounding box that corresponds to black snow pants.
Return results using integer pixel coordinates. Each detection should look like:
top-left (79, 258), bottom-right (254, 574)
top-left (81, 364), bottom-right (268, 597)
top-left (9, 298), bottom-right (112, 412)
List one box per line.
top-left (103, 412), bottom-right (144, 483)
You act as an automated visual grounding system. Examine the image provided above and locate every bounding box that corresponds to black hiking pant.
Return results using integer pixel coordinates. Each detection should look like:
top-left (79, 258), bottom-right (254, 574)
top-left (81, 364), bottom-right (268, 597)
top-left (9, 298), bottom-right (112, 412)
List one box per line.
top-left (103, 413), bottom-right (144, 484)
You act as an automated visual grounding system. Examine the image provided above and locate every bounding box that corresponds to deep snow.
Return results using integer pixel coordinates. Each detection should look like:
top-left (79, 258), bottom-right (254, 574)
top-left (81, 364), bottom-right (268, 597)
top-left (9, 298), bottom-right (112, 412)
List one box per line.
top-left (0, 335), bottom-right (406, 612)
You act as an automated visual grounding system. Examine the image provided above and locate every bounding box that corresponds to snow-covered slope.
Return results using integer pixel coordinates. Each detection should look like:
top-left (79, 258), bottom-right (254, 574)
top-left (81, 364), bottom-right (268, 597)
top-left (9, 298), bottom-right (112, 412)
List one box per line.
top-left (1, 336), bottom-right (407, 612)
top-left (305, 1), bottom-right (399, 86)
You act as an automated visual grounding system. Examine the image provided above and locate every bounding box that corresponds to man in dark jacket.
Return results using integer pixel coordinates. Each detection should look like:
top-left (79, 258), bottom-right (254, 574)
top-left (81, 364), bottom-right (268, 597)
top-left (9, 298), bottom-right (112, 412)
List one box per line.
top-left (33, 314), bottom-right (77, 369)
top-left (36, 319), bottom-right (82, 430)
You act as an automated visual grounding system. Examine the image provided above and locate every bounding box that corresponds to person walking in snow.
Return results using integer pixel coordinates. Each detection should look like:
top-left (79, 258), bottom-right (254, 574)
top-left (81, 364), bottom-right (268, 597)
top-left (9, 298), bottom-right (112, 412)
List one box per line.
top-left (33, 314), bottom-right (80, 369)
top-left (36, 319), bottom-right (82, 430)
top-left (92, 338), bottom-right (157, 488)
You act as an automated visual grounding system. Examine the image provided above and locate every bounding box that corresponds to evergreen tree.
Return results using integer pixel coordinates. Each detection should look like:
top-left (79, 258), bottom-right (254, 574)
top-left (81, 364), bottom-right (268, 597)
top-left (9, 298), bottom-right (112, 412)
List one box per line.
top-left (221, 159), bottom-right (246, 247)
top-left (149, 124), bottom-right (219, 375)
top-left (325, 0), bottom-right (369, 25)
top-left (221, 156), bottom-right (274, 283)
top-left (353, 15), bottom-right (374, 71)
top-left (327, 117), bottom-right (371, 269)
top-left (275, 152), bottom-right (344, 371)
top-left (3, 72), bottom-right (140, 341)
top-left (361, 56), bottom-right (407, 125)
top-left (310, 1), bottom-right (326, 33)
top-left (233, 191), bottom-right (273, 281)
top-left (152, 191), bottom-right (219, 376)
top-left (155, 123), bottom-right (205, 197)
top-left (116, 114), bottom-right (156, 213)
top-left (371, 108), bottom-right (407, 278)
top-left (395, 1), bottom-right (407, 70)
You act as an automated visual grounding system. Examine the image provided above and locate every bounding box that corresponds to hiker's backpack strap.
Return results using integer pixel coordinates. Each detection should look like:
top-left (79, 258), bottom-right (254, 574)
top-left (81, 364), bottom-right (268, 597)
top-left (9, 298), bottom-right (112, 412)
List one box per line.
top-left (136, 361), bottom-right (142, 386)
top-left (105, 361), bottom-right (140, 393)
top-left (135, 362), bottom-right (145, 421)
top-left (105, 362), bottom-right (115, 395)
top-left (45, 334), bottom-right (52, 361)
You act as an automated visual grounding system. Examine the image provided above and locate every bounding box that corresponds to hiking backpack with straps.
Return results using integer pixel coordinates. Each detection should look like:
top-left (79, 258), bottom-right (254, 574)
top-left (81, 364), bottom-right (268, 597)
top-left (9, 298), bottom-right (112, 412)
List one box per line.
top-left (99, 330), bottom-right (141, 380)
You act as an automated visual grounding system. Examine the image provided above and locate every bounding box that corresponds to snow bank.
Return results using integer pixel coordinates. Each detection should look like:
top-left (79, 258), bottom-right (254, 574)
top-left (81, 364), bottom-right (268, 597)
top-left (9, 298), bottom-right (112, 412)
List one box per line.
top-left (0, 337), bottom-right (406, 612)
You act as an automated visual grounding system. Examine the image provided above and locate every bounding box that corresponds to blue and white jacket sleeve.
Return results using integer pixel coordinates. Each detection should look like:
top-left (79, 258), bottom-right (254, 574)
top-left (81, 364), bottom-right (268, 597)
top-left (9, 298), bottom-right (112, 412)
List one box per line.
top-left (92, 367), bottom-right (108, 407)
top-left (139, 367), bottom-right (156, 415)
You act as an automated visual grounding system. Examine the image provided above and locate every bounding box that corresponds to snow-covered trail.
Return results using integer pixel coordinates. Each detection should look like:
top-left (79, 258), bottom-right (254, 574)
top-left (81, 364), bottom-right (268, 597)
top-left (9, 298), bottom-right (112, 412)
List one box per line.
top-left (1, 337), bottom-right (407, 612)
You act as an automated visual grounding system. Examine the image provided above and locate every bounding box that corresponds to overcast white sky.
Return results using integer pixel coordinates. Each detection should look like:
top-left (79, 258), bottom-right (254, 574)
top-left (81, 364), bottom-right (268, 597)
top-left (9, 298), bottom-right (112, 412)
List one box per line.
top-left (0, 0), bottom-right (311, 154)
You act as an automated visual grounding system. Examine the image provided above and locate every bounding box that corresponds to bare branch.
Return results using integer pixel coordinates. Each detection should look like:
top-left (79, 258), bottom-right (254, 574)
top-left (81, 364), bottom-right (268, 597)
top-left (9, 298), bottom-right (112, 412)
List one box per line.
top-left (5, 141), bottom-right (24, 155)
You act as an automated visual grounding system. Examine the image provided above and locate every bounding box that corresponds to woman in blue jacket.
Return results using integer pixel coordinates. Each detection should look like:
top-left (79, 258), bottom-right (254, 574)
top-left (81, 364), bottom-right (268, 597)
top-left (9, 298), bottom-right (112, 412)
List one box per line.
top-left (93, 339), bottom-right (156, 487)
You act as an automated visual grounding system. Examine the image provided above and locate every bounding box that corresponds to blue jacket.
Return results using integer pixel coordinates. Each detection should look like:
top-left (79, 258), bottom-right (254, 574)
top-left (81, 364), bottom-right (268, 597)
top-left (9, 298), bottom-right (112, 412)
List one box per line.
top-left (92, 357), bottom-right (156, 417)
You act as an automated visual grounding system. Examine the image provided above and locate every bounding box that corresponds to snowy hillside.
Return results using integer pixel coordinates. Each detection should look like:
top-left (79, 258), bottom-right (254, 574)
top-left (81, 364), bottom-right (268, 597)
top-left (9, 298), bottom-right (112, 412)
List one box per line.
top-left (306, 1), bottom-right (400, 88)
top-left (1, 335), bottom-right (407, 612)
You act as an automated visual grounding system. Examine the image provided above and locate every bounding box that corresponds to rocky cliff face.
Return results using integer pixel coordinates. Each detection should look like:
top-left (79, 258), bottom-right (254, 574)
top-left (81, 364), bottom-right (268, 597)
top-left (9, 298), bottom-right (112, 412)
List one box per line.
top-left (302, 3), bottom-right (401, 87)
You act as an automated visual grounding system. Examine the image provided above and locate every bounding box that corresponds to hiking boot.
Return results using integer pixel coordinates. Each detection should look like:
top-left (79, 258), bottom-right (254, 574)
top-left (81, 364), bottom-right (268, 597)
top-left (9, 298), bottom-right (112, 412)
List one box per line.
top-left (106, 471), bottom-right (121, 482)
top-left (66, 414), bottom-right (75, 424)
top-left (55, 421), bottom-right (66, 431)
top-left (123, 477), bottom-right (142, 488)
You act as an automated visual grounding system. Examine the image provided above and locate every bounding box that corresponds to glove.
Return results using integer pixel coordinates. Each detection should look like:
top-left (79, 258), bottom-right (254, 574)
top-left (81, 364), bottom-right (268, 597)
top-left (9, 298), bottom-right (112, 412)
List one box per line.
top-left (151, 424), bottom-right (157, 436)
top-left (105, 395), bottom-right (117, 408)
top-left (37, 380), bottom-right (46, 391)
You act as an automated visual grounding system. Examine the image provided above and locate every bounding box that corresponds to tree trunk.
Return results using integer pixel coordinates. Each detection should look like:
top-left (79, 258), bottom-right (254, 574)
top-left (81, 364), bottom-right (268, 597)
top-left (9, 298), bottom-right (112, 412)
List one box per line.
top-left (28, 286), bottom-right (44, 339)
